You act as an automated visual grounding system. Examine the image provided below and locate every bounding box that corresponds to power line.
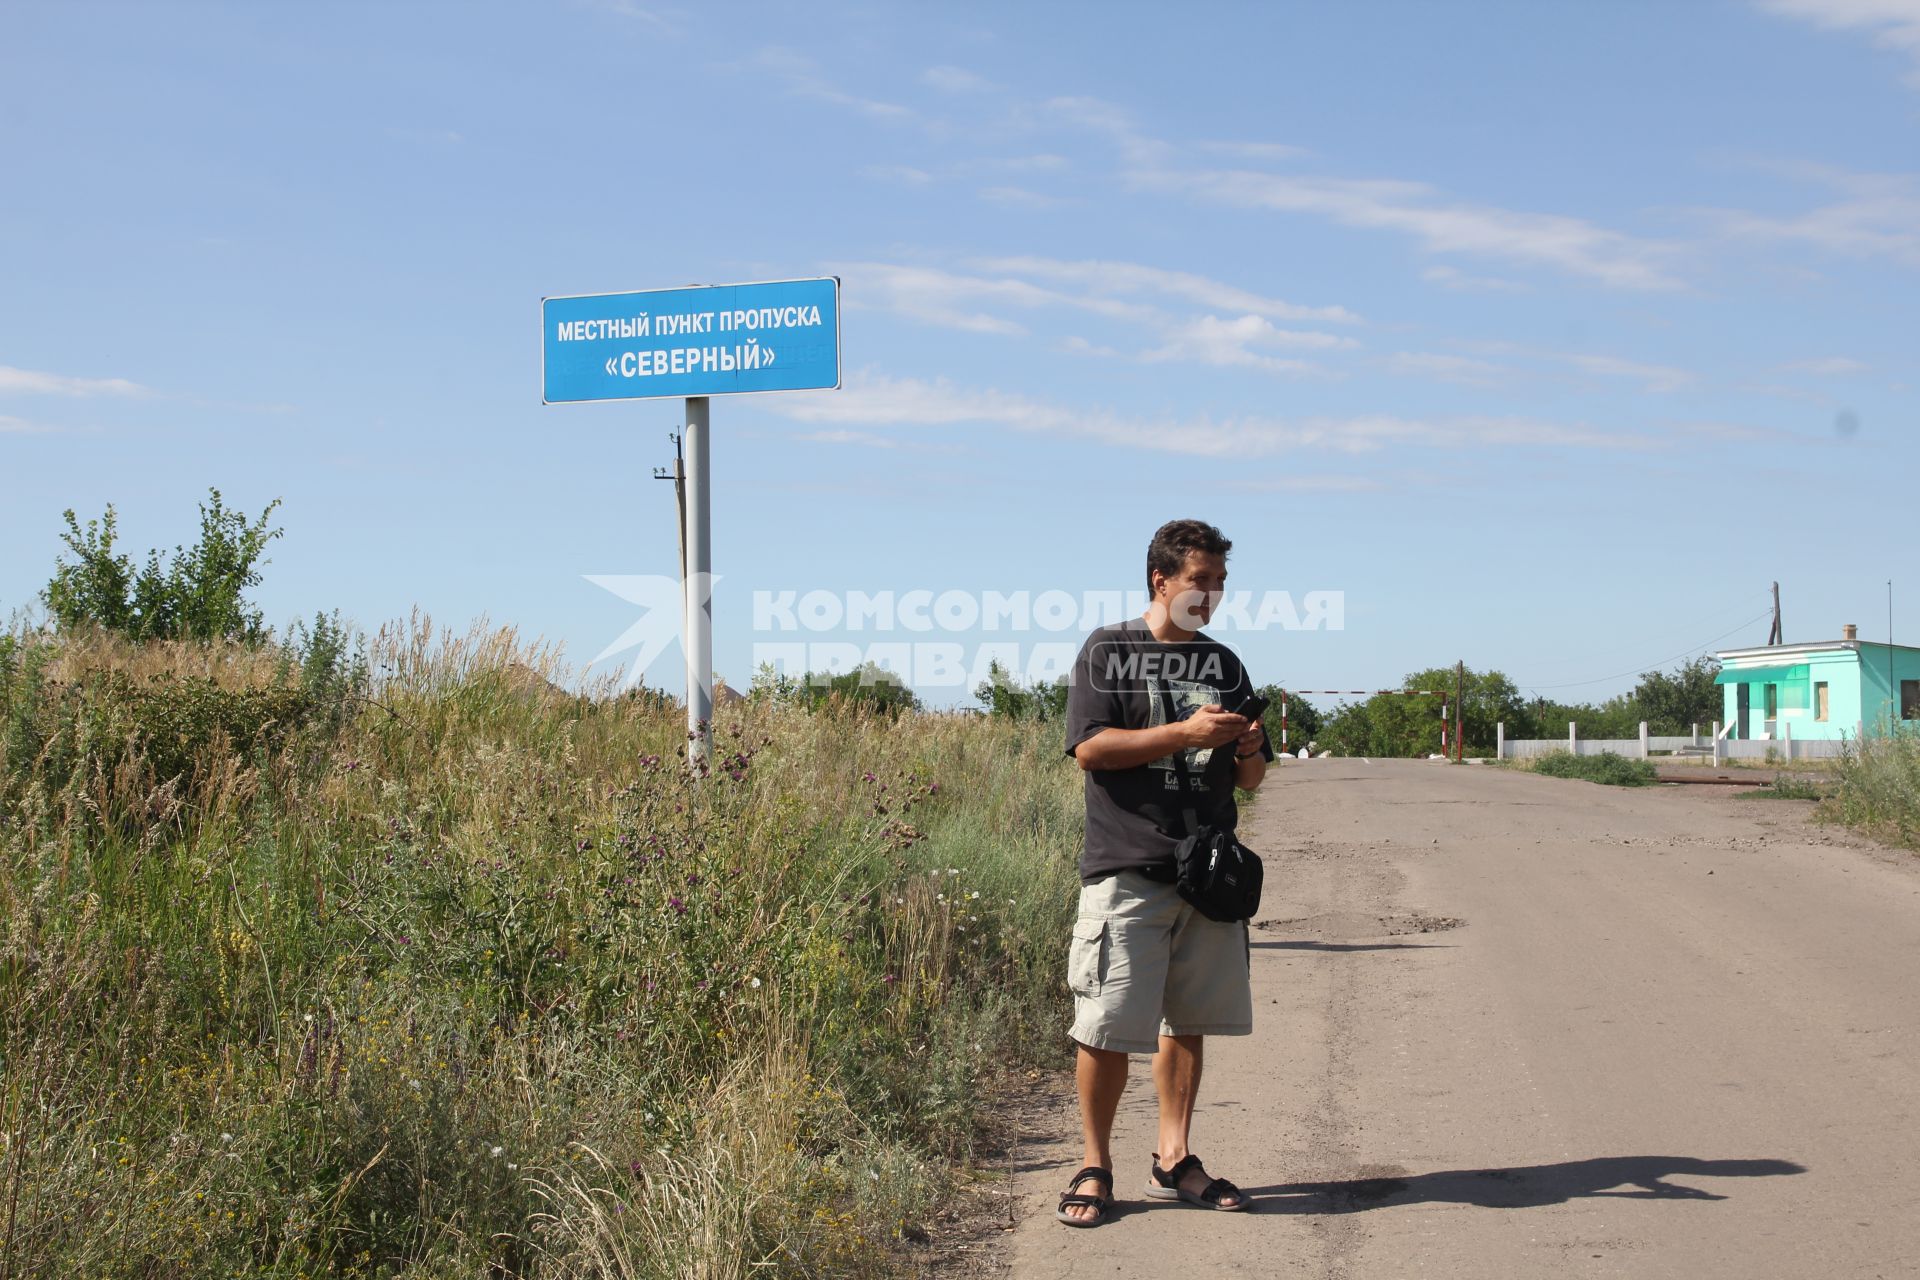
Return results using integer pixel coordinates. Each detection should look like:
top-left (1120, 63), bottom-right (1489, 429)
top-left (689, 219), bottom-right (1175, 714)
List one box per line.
top-left (1519, 608), bottom-right (1773, 694)
top-left (1567, 589), bottom-right (1775, 666)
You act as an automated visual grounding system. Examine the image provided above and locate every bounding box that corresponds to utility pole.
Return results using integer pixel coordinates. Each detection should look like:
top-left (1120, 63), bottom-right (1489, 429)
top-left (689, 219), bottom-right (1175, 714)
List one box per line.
top-left (1767, 581), bottom-right (1783, 646)
top-left (1455, 659), bottom-right (1465, 763)
top-left (653, 431), bottom-right (687, 710)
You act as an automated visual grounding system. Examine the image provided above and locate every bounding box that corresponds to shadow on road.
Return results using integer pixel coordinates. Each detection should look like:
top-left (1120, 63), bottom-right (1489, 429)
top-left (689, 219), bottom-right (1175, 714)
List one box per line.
top-left (1240, 1156), bottom-right (1806, 1212)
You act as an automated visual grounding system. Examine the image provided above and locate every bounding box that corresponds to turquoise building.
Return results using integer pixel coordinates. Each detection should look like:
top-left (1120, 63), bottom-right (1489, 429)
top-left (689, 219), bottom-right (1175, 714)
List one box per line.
top-left (1715, 626), bottom-right (1920, 740)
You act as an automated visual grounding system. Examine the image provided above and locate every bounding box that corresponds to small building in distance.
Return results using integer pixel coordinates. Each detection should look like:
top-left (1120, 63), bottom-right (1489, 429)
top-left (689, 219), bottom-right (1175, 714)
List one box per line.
top-left (1715, 624), bottom-right (1920, 740)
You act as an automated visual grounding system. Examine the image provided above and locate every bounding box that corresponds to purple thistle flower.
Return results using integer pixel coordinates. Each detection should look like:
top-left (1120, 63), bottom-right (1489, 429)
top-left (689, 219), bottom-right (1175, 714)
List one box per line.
top-left (669, 897), bottom-right (686, 915)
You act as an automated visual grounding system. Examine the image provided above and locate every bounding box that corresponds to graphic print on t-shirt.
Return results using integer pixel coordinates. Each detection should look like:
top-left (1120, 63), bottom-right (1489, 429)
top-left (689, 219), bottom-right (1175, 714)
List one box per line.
top-left (1147, 676), bottom-right (1221, 792)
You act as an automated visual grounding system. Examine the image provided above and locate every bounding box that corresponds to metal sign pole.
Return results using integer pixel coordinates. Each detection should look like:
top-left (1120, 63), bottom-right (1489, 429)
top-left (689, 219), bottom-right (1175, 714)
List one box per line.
top-left (542, 278), bottom-right (839, 767)
top-left (685, 396), bottom-right (712, 768)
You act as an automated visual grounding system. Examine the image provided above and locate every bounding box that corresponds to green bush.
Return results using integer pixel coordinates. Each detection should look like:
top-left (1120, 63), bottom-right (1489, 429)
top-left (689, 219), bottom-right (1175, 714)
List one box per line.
top-left (43, 488), bottom-right (283, 643)
top-left (1530, 750), bottom-right (1659, 787)
top-left (1824, 728), bottom-right (1920, 845)
top-left (973, 659), bottom-right (1067, 721)
top-left (750, 660), bottom-right (922, 717)
top-left (1752, 776), bottom-right (1832, 801)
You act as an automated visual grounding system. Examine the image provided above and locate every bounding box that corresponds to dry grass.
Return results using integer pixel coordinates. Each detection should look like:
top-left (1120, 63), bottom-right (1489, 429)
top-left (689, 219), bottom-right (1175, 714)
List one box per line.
top-left (0, 624), bottom-right (1082, 1277)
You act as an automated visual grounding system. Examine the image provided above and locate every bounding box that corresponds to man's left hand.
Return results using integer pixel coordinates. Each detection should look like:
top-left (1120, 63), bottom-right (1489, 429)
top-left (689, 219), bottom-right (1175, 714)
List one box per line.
top-left (1233, 723), bottom-right (1265, 758)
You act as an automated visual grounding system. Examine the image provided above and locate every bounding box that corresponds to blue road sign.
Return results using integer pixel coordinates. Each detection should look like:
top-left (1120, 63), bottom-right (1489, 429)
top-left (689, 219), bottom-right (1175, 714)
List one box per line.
top-left (542, 277), bottom-right (840, 404)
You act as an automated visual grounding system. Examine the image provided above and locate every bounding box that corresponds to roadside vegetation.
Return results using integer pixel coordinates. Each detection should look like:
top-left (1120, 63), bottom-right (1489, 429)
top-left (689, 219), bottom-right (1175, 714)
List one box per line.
top-left (1, 496), bottom-right (1084, 1278)
top-left (1524, 750), bottom-right (1661, 787)
top-left (1300, 659), bottom-right (1723, 760)
top-left (1824, 729), bottom-right (1920, 847)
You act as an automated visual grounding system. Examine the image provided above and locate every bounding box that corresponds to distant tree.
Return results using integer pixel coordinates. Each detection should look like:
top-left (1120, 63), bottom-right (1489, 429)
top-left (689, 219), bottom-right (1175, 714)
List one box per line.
top-left (1515, 656), bottom-right (1724, 740)
top-left (1632, 656), bottom-right (1722, 735)
top-left (973, 659), bottom-right (1069, 721)
top-left (44, 489), bottom-right (283, 643)
top-left (1322, 665), bottom-right (1525, 757)
top-left (750, 660), bottom-right (920, 717)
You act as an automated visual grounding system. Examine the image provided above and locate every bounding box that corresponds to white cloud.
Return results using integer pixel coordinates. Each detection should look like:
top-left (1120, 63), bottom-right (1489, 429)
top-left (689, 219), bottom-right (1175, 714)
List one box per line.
top-left (1060, 335), bottom-right (1120, 358)
top-left (1565, 354), bottom-right (1693, 393)
top-left (921, 65), bottom-right (997, 93)
top-left (1437, 340), bottom-right (1698, 391)
top-left (1421, 264), bottom-right (1527, 293)
top-left (1133, 167), bottom-right (1684, 290)
top-left (978, 185), bottom-right (1065, 209)
top-left (0, 365), bottom-right (152, 398)
top-left (1196, 140), bottom-right (1310, 163)
top-left (750, 47), bottom-right (914, 121)
top-left (766, 370), bottom-right (1665, 457)
top-left (1222, 474), bottom-right (1385, 493)
top-left (0, 413), bottom-right (62, 434)
top-left (795, 428), bottom-right (898, 448)
top-left (1667, 419), bottom-right (1834, 445)
top-left (582, 0), bottom-right (677, 27)
top-left (1143, 314), bottom-right (1352, 376)
top-left (992, 153), bottom-right (1070, 172)
top-left (1387, 351), bottom-right (1512, 387)
top-left (838, 259), bottom-right (1361, 376)
top-left (791, 427), bottom-right (969, 454)
top-left (971, 255), bottom-right (1361, 324)
top-left (1782, 355), bottom-right (1871, 374)
top-left (1698, 168), bottom-right (1920, 268)
top-left (861, 165), bottom-right (933, 186)
top-left (1759, 0), bottom-right (1920, 86)
top-left (835, 261), bottom-right (1153, 336)
top-left (1042, 95), bottom-right (1169, 165)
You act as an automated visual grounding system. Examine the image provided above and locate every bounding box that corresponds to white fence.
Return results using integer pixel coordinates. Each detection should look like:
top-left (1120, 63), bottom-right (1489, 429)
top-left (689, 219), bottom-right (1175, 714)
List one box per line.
top-left (1496, 721), bottom-right (1851, 763)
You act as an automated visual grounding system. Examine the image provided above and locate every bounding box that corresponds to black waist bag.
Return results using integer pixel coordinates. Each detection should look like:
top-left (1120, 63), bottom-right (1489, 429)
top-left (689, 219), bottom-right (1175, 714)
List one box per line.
top-left (1173, 823), bottom-right (1263, 923)
top-left (1157, 684), bottom-right (1263, 923)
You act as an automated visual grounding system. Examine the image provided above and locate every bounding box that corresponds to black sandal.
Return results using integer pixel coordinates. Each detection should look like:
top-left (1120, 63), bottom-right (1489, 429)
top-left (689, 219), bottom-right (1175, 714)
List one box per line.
top-left (1145, 1153), bottom-right (1248, 1210)
top-left (1055, 1165), bottom-right (1114, 1227)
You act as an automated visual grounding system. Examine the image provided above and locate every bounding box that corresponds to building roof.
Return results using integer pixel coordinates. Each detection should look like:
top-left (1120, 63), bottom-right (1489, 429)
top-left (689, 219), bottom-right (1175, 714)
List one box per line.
top-left (1717, 639), bottom-right (1920, 661)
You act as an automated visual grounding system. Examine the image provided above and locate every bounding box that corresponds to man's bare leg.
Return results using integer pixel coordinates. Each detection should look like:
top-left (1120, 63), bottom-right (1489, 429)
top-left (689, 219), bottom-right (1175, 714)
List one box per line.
top-left (1064, 1043), bottom-right (1129, 1222)
top-left (1153, 1033), bottom-right (1244, 1206)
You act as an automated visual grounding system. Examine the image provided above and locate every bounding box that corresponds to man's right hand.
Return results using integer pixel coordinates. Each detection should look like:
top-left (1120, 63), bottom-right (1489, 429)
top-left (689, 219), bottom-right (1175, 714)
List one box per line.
top-left (1177, 706), bottom-right (1250, 751)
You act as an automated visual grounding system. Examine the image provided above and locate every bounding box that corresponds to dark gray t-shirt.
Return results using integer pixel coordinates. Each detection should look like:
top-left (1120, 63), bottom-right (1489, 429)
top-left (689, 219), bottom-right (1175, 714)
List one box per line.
top-left (1063, 617), bottom-right (1274, 884)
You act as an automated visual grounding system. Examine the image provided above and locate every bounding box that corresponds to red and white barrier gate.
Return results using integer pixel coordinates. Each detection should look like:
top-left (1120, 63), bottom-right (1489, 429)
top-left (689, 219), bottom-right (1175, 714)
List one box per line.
top-left (1278, 688), bottom-right (1461, 761)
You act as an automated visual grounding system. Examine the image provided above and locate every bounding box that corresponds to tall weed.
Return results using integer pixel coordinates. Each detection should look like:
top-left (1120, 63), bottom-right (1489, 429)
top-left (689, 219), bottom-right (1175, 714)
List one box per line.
top-left (0, 621), bottom-right (1082, 1277)
top-left (1825, 727), bottom-right (1920, 847)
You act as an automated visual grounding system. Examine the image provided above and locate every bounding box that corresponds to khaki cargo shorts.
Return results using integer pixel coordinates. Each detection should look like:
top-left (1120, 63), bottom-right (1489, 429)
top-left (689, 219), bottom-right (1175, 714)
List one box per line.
top-left (1067, 868), bottom-right (1253, 1055)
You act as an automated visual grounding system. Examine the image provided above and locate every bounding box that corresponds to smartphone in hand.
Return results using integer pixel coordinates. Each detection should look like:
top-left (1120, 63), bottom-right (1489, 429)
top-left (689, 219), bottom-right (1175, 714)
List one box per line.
top-left (1225, 688), bottom-right (1270, 722)
top-left (1172, 689), bottom-right (1270, 722)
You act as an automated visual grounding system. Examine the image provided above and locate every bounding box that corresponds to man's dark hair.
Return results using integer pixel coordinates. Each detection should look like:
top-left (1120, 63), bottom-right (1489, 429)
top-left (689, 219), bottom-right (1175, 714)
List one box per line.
top-left (1146, 519), bottom-right (1232, 596)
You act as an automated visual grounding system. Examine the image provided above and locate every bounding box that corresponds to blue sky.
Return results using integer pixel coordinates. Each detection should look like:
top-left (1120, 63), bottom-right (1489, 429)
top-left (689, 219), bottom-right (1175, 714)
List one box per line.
top-left (3, 0), bottom-right (1916, 710)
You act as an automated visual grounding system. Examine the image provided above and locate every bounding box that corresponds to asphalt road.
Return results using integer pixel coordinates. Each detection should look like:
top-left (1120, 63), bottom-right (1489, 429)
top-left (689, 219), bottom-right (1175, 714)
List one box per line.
top-left (1007, 759), bottom-right (1920, 1278)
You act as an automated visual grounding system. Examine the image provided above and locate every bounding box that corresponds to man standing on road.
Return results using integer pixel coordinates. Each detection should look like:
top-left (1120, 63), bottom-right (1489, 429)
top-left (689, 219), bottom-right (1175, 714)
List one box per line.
top-left (1053, 519), bottom-right (1274, 1228)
